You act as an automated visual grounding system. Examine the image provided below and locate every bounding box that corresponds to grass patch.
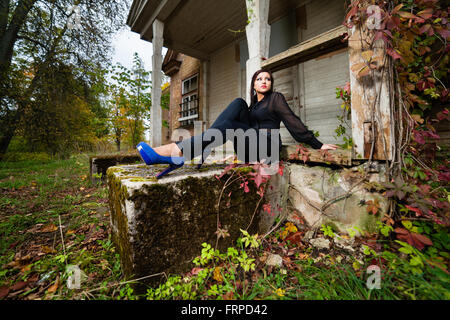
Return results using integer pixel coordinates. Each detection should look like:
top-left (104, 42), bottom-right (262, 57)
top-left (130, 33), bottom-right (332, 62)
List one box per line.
top-left (0, 154), bottom-right (128, 300)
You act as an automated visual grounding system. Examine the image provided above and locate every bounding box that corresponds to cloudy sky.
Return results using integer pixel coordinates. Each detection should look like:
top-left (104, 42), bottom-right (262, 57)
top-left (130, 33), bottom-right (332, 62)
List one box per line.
top-left (111, 27), bottom-right (167, 72)
top-left (110, 27), bottom-right (168, 141)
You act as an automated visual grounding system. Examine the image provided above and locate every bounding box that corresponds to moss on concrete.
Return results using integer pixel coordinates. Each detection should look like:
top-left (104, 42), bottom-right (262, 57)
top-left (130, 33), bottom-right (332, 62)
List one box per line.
top-left (106, 167), bottom-right (134, 277)
top-left (107, 163), bottom-right (262, 289)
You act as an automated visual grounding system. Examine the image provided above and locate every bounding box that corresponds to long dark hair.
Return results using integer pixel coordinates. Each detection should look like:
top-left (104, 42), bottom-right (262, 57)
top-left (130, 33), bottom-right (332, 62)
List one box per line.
top-left (250, 69), bottom-right (274, 108)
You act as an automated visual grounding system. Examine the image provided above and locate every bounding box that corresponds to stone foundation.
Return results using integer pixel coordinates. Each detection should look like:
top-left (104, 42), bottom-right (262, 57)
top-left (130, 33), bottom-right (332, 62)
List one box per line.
top-left (288, 162), bottom-right (387, 234)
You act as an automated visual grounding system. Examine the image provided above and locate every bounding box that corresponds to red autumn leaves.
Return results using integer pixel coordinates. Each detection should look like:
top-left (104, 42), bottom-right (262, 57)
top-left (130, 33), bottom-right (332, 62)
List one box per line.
top-left (394, 227), bottom-right (433, 251)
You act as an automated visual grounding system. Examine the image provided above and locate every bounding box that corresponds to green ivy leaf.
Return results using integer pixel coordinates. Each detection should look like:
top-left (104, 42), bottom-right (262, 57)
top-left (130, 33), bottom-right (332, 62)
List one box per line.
top-left (409, 255), bottom-right (423, 267)
top-left (401, 220), bottom-right (413, 230)
top-left (399, 246), bottom-right (413, 255)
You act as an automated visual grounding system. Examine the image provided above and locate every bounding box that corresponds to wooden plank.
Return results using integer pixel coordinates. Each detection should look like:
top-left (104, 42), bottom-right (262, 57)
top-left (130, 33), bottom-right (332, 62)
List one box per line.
top-left (349, 24), bottom-right (392, 160)
top-left (301, 0), bottom-right (346, 41)
top-left (281, 145), bottom-right (352, 166)
top-left (261, 25), bottom-right (348, 72)
top-left (303, 49), bottom-right (351, 145)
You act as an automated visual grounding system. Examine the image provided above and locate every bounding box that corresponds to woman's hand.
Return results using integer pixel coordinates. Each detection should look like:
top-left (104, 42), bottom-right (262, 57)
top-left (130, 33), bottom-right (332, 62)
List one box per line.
top-left (320, 144), bottom-right (339, 150)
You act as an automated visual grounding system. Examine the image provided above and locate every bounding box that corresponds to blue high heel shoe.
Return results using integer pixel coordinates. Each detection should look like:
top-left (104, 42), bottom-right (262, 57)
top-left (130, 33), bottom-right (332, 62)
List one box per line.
top-left (137, 142), bottom-right (184, 179)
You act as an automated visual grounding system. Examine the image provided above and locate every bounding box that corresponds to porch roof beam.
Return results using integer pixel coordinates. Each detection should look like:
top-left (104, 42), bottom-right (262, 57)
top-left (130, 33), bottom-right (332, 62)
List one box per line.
top-left (139, 0), bottom-right (183, 38)
top-left (163, 39), bottom-right (210, 61)
top-left (128, 0), bottom-right (150, 30)
top-left (261, 25), bottom-right (348, 72)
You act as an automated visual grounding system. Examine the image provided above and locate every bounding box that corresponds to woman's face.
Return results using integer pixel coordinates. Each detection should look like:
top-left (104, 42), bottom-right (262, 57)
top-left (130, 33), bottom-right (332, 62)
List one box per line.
top-left (253, 72), bottom-right (272, 95)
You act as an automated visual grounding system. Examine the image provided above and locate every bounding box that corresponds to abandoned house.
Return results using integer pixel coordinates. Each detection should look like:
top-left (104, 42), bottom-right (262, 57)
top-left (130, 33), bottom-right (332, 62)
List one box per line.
top-left (108, 0), bottom-right (399, 286)
top-left (126, 0), bottom-right (394, 160)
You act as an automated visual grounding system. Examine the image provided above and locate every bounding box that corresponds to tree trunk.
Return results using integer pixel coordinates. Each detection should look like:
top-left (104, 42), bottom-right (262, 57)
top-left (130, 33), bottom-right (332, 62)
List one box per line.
top-left (0, 0), bottom-right (37, 85)
top-left (0, 110), bottom-right (20, 160)
top-left (0, 0), bottom-right (37, 160)
top-left (116, 139), bottom-right (121, 152)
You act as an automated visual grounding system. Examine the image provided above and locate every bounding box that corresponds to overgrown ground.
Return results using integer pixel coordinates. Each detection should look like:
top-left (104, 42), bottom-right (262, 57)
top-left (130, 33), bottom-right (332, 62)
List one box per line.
top-left (0, 154), bottom-right (448, 300)
top-left (0, 154), bottom-right (123, 299)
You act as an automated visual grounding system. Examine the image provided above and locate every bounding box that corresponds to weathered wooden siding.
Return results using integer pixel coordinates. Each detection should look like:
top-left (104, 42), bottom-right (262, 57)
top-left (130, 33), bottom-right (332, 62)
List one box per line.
top-left (303, 49), bottom-right (350, 144)
top-left (240, 67), bottom-right (247, 100)
top-left (269, 49), bottom-right (350, 147)
top-left (273, 66), bottom-right (298, 144)
top-left (285, 0), bottom-right (350, 146)
top-left (208, 43), bottom-right (241, 156)
top-left (299, 0), bottom-right (346, 41)
top-left (209, 43), bottom-right (240, 124)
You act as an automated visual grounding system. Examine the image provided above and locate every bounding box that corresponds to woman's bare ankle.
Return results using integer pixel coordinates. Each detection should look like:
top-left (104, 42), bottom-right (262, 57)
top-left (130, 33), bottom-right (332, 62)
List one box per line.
top-left (170, 143), bottom-right (182, 157)
top-left (154, 143), bottom-right (182, 157)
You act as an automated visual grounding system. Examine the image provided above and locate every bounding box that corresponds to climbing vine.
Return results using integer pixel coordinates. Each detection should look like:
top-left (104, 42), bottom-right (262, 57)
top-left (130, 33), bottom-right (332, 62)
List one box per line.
top-left (335, 82), bottom-right (353, 149)
top-left (344, 0), bottom-right (449, 230)
top-left (214, 162), bottom-right (276, 247)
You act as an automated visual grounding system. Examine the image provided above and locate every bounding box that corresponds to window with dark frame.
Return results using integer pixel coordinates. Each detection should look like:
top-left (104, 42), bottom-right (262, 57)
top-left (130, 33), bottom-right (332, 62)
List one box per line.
top-left (179, 74), bottom-right (199, 126)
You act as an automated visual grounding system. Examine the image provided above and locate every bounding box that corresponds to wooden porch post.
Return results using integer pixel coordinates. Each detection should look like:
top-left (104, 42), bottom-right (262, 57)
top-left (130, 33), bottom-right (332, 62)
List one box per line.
top-left (151, 19), bottom-right (164, 147)
top-left (348, 5), bottom-right (393, 160)
top-left (245, 0), bottom-right (271, 104)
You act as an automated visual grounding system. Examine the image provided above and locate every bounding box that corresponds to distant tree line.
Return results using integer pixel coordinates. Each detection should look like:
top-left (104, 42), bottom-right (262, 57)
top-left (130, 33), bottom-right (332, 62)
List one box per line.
top-left (0, 0), bottom-right (166, 159)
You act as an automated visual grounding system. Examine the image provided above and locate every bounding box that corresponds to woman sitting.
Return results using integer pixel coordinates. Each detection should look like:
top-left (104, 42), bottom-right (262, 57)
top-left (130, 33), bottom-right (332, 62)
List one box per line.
top-left (137, 69), bottom-right (338, 178)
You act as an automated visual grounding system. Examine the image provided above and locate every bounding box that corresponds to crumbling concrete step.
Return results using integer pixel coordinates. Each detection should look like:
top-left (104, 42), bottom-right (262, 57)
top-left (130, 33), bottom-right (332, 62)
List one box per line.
top-left (106, 163), bottom-right (268, 289)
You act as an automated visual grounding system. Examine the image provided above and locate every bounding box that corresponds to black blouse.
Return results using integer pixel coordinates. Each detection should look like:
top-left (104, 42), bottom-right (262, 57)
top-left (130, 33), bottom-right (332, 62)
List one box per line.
top-left (249, 91), bottom-right (323, 149)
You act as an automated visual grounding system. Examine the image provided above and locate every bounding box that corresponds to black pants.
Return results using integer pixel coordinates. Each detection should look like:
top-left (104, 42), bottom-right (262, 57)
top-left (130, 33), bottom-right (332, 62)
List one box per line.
top-left (176, 98), bottom-right (280, 163)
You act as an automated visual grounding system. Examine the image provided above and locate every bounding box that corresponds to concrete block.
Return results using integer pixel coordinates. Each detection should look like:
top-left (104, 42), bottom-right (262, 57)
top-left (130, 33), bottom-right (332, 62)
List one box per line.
top-left (107, 163), bottom-right (264, 289)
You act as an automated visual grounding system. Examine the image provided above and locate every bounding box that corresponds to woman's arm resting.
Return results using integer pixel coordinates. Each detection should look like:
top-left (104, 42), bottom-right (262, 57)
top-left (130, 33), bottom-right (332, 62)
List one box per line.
top-left (273, 93), bottom-right (323, 149)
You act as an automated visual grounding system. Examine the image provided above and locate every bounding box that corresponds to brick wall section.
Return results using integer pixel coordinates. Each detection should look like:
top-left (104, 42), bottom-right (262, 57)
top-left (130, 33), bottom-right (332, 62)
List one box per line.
top-left (161, 86), bottom-right (171, 145)
top-left (166, 44), bottom-right (240, 144)
top-left (168, 54), bottom-right (202, 142)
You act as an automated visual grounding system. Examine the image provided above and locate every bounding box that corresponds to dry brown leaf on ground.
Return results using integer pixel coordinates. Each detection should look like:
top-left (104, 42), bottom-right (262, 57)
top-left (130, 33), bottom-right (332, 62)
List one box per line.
top-left (41, 245), bottom-right (56, 254)
top-left (0, 286), bottom-right (10, 299)
top-left (46, 277), bottom-right (59, 294)
top-left (39, 224), bottom-right (58, 233)
top-left (11, 281), bottom-right (28, 292)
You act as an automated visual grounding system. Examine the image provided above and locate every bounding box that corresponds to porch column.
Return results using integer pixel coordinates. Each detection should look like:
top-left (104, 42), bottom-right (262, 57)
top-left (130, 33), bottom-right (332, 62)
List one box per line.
top-left (348, 7), bottom-right (393, 160)
top-left (245, 0), bottom-right (271, 104)
top-left (151, 19), bottom-right (164, 147)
